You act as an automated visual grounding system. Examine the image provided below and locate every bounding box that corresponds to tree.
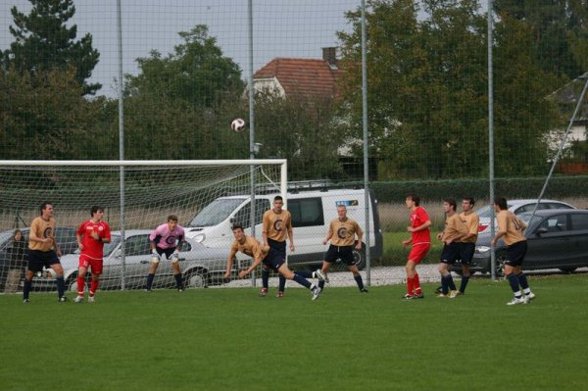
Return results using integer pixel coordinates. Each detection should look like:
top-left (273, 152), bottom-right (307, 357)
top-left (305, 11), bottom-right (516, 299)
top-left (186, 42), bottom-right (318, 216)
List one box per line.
top-left (254, 92), bottom-right (345, 180)
top-left (126, 25), bottom-right (244, 108)
top-left (494, 0), bottom-right (588, 81)
top-left (0, 66), bottom-right (102, 159)
top-left (2, 0), bottom-right (100, 95)
top-left (338, 0), bottom-right (488, 179)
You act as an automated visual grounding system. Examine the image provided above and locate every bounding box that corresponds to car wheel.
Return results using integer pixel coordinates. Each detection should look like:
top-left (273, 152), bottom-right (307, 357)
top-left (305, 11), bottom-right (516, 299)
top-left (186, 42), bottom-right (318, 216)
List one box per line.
top-left (559, 267), bottom-right (577, 274)
top-left (184, 269), bottom-right (208, 288)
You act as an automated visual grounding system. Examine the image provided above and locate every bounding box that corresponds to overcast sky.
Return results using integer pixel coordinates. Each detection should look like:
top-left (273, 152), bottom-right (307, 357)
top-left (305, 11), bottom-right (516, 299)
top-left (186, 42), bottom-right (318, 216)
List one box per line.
top-left (1, 0), bottom-right (361, 97)
top-left (1, 1), bottom-right (491, 97)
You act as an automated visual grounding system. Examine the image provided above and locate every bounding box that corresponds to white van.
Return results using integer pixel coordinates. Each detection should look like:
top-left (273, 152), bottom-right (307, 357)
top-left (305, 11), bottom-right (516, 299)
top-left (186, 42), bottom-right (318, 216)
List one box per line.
top-left (185, 188), bottom-right (383, 270)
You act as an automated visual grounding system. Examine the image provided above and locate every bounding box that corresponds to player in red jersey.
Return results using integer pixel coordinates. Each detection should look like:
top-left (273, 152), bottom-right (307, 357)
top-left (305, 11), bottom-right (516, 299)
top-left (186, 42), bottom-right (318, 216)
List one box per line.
top-left (74, 206), bottom-right (111, 303)
top-left (401, 194), bottom-right (432, 299)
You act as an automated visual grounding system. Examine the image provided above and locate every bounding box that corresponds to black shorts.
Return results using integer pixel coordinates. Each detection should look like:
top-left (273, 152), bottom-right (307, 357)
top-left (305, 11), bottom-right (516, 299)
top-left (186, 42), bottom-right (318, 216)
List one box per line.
top-left (504, 240), bottom-right (527, 267)
top-left (27, 249), bottom-right (60, 273)
top-left (324, 245), bottom-right (355, 265)
top-left (262, 248), bottom-right (286, 272)
top-left (155, 247), bottom-right (176, 259)
top-left (440, 242), bottom-right (461, 264)
top-left (459, 242), bottom-right (476, 265)
top-left (268, 238), bottom-right (286, 259)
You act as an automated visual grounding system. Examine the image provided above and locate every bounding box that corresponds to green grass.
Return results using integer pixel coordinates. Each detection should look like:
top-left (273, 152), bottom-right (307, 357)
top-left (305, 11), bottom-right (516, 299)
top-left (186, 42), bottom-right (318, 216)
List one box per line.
top-left (2, 276), bottom-right (587, 391)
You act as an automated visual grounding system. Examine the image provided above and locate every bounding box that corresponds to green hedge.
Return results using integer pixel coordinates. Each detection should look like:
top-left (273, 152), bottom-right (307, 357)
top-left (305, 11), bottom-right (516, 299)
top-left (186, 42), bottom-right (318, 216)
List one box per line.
top-left (368, 176), bottom-right (588, 203)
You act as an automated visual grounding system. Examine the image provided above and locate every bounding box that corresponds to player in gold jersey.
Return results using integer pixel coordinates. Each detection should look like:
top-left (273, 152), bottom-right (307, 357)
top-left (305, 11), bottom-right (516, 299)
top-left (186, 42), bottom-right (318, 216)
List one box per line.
top-left (224, 224), bottom-right (322, 300)
top-left (491, 197), bottom-right (535, 305)
top-left (260, 196), bottom-right (292, 298)
top-left (22, 202), bottom-right (67, 303)
top-left (456, 197), bottom-right (479, 295)
top-left (436, 198), bottom-right (468, 298)
top-left (315, 205), bottom-right (367, 293)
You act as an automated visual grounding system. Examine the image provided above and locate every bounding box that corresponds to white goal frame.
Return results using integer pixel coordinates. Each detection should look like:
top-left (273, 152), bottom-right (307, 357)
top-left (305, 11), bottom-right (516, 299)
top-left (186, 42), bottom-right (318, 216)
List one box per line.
top-left (0, 159), bottom-right (287, 290)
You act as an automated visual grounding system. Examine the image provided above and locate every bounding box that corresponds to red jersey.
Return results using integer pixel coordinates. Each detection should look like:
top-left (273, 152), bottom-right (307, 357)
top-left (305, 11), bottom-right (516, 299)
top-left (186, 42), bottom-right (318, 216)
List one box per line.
top-left (410, 206), bottom-right (431, 245)
top-left (77, 220), bottom-right (111, 260)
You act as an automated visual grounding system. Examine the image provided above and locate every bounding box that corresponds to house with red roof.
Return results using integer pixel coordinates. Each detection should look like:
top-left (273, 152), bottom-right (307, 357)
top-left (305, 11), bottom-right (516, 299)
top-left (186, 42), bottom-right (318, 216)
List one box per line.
top-left (252, 47), bottom-right (340, 99)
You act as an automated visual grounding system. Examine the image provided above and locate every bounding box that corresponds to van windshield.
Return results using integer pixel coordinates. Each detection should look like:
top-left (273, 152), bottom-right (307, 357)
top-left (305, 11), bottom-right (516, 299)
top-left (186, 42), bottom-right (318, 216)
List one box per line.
top-left (189, 198), bottom-right (246, 227)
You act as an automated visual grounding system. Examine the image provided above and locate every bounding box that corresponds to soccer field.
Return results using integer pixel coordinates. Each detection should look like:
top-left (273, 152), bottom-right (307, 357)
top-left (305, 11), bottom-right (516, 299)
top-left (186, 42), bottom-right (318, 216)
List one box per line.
top-left (1, 275), bottom-right (587, 391)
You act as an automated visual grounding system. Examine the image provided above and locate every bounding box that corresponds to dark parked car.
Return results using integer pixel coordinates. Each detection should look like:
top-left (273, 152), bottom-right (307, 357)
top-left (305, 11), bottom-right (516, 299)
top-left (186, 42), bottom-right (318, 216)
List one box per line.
top-left (468, 209), bottom-right (588, 275)
top-left (0, 227), bottom-right (78, 290)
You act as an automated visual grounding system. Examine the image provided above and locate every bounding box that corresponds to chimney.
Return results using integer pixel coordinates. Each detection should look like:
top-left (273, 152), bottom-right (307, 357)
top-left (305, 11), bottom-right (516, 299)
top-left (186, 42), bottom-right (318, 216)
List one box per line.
top-left (322, 47), bottom-right (338, 69)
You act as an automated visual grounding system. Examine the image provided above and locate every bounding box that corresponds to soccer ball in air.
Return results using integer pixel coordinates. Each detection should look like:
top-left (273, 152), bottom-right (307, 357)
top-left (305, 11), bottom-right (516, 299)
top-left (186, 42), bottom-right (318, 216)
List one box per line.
top-left (230, 118), bottom-right (246, 133)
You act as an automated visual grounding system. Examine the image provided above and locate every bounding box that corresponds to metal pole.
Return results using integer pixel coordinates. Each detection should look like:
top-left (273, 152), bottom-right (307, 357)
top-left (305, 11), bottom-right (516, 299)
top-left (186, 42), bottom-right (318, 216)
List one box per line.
top-left (361, 0), bottom-right (371, 286)
top-left (487, 0), bottom-right (496, 281)
top-left (247, 0), bottom-right (257, 286)
top-left (116, 0), bottom-right (126, 290)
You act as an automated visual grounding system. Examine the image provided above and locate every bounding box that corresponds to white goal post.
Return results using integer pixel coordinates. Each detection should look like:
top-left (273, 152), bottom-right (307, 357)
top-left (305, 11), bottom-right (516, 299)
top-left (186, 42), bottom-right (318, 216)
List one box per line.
top-left (0, 159), bottom-right (286, 293)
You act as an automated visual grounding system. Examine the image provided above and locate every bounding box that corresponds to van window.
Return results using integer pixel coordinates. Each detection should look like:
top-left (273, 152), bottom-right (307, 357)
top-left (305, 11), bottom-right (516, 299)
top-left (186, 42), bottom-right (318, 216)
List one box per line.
top-left (189, 198), bottom-right (246, 227)
top-left (289, 198), bottom-right (324, 227)
top-left (233, 199), bottom-right (270, 228)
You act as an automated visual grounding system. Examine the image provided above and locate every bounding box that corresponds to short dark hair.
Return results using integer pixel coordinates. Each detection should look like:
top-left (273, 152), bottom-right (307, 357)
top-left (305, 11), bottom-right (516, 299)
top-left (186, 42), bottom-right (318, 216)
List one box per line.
top-left (40, 201), bottom-right (52, 214)
top-left (167, 215), bottom-right (178, 222)
top-left (91, 206), bottom-right (104, 216)
top-left (406, 194), bottom-right (420, 206)
top-left (274, 195), bottom-right (283, 202)
top-left (232, 224), bottom-right (244, 232)
top-left (494, 196), bottom-right (508, 210)
top-left (463, 197), bottom-right (475, 206)
top-left (443, 198), bottom-right (457, 211)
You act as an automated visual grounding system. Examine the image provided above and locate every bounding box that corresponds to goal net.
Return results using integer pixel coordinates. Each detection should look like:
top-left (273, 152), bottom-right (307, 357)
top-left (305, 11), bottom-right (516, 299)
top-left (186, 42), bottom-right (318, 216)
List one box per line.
top-left (0, 160), bottom-right (286, 294)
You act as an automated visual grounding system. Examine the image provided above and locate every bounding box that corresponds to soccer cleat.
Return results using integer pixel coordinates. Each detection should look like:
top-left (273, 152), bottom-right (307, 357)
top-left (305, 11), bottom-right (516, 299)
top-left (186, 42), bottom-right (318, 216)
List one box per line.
top-left (177, 288), bottom-right (184, 293)
top-left (311, 286), bottom-right (321, 301)
top-left (506, 297), bottom-right (527, 306)
top-left (23, 298), bottom-right (30, 304)
top-left (434, 286), bottom-right (443, 295)
top-left (437, 293), bottom-right (449, 298)
top-left (448, 290), bottom-right (459, 299)
top-left (58, 296), bottom-right (68, 303)
top-left (315, 269), bottom-right (328, 283)
top-left (403, 293), bottom-right (424, 300)
top-left (259, 288), bottom-right (268, 297)
top-left (276, 291), bottom-right (285, 298)
top-left (525, 292), bottom-right (536, 301)
top-left (88, 296), bottom-right (95, 303)
top-left (74, 295), bottom-right (84, 303)
top-left (360, 288), bottom-right (368, 293)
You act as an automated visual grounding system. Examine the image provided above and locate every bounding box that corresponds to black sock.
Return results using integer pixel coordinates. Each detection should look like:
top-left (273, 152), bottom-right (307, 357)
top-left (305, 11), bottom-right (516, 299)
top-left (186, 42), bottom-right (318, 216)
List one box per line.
top-left (318, 280), bottom-right (325, 290)
top-left (507, 274), bottom-right (520, 294)
top-left (278, 275), bottom-right (286, 292)
top-left (292, 273), bottom-right (311, 289)
top-left (447, 274), bottom-right (456, 290)
top-left (56, 276), bottom-right (65, 298)
top-left (146, 273), bottom-right (155, 290)
top-left (23, 279), bottom-right (32, 300)
top-left (441, 275), bottom-right (448, 294)
top-left (354, 274), bottom-right (364, 290)
top-left (517, 273), bottom-right (529, 290)
top-left (261, 269), bottom-right (269, 289)
top-left (174, 273), bottom-right (183, 289)
top-left (459, 275), bottom-right (470, 293)
top-left (296, 270), bottom-right (313, 278)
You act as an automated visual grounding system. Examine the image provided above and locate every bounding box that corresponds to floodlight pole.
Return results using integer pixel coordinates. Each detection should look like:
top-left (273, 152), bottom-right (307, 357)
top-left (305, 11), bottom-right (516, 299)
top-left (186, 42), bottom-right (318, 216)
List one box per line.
top-left (116, 0), bottom-right (127, 290)
top-left (361, 0), bottom-right (371, 285)
top-left (248, 0), bottom-right (257, 286)
top-left (488, 0), bottom-right (497, 281)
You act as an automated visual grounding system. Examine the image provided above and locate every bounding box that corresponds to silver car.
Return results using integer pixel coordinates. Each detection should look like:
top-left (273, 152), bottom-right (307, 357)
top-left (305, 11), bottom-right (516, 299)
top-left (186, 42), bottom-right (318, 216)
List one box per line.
top-left (475, 199), bottom-right (575, 233)
top-left (35, 230), bottom-right (246, 291)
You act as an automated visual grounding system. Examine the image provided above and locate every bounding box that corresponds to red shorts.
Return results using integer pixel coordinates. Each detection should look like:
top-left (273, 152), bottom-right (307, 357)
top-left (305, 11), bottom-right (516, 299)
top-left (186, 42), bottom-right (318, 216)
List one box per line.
top-left (408, 243), bottom-right (431, 264)
top-left (79, 254), bottom-right (104, 275)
